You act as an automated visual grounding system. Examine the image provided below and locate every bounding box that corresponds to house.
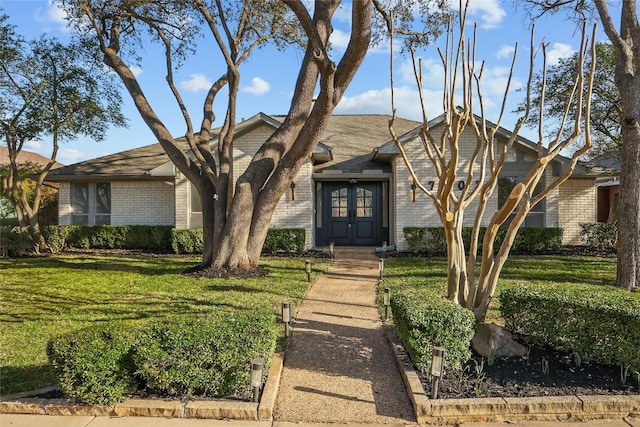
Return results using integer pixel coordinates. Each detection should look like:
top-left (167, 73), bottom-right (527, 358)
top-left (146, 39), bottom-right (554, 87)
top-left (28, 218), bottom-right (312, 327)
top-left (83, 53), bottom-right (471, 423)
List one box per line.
top-left (44, 113), bottom-right (605, 250)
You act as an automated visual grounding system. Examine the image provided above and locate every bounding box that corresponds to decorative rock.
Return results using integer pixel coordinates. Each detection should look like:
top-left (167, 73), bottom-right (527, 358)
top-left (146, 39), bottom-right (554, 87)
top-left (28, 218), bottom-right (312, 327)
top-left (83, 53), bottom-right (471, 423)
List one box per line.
top-left (471, 322), bottom-right (527, 358)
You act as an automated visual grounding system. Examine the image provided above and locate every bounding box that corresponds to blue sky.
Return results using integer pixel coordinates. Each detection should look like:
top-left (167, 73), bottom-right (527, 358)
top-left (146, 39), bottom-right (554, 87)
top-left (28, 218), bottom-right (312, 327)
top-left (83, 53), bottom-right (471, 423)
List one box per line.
top-left (1, 0), bottom-right (614, 165)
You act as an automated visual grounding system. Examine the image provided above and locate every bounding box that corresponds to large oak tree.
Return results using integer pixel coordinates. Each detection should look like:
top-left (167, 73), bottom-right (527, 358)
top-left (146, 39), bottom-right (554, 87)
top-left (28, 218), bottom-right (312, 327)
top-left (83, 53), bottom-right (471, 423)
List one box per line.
top-left (61, 0), bottom-right (448, 272)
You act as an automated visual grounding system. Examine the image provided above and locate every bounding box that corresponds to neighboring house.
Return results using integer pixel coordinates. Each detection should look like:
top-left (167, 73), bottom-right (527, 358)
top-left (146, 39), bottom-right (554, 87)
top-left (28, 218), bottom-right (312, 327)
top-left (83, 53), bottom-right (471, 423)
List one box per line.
top-left (0, 147), bottom-right (63, 225)
top-left (44, 113), bottom-right (606, 249)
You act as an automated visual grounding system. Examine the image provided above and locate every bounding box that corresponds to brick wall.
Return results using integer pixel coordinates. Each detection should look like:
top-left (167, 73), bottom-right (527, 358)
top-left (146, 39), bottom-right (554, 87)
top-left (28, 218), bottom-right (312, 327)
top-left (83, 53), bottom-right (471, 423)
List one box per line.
top-left (111, 181), bottom-right (175, 225)
top-left (269, 161), bottom-right (314, 249)
top-left (392, 129), bottom-right (497, 251)
top-left (58, 182), bottom-right (71, 225)
top-left (558, 177), bottom-right (596, 245)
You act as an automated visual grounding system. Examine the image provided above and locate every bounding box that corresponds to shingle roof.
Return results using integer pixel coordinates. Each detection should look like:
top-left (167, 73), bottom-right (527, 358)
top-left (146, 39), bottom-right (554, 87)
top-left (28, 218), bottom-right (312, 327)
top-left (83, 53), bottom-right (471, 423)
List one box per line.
top-left (0, 147), bottom-right (64, 169)
top-left (44, 114), bottom-right (422, 180)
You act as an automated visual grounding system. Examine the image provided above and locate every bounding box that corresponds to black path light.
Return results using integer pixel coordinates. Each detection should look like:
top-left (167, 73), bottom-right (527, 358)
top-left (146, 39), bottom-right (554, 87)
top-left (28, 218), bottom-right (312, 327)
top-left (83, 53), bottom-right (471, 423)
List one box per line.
top-left (384, 287), bottom-right (391, 321)
top-left (282, 301), bottom-right (291, 337)
top-left (305, 259), bottom-right (312, 282)
top-left (430, 347), bottom-right (445, 399)
top-left (250, 357), bottom-right (264, 403)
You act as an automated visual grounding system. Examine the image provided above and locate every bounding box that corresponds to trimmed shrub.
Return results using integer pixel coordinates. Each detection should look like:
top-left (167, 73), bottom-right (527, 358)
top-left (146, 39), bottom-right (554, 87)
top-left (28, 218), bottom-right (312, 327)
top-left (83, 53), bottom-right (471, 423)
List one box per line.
top-left (170, 228), bottom-right (203, 254)
top-left (392, 290), bottom-right (475, 373)
top-left (46, 326), bottom-right (139, 405)
top-left (0, 226), bottom-right (38, 256)
top-left (580, 222), bottom-right (617, 251)
top-left (41, 225), bottom-right (67, 254)
top-left (403, 226), bottom-right (562, 255)
top-left (262, 228), bottom-right (306, 254)
top-left (133, 311), bottom-right (277, 398)
top-left (500, 284), bottom-right (640, 372)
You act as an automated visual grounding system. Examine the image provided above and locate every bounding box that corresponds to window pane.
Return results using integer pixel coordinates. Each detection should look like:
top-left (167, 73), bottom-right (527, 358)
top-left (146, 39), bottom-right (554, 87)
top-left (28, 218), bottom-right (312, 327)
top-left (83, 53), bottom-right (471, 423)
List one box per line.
top-left (498, 176), bottom-right (518, 207)
top-left (331, 188), bottom-right (347, 218)
top-left (94, 215), bottom-right (111, 225)
top-left (356, 188), bottom-right (373, 218)
top-left (72, 215), bottom-right (89, 225)
top-left (96, 183), bottom-right (111, 214)
top-left (71, 183), bottom-right (89, 214)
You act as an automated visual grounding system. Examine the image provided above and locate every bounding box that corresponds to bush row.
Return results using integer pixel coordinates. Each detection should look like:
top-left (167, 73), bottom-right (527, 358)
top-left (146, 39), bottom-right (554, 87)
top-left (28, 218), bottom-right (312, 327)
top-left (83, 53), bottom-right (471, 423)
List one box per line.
top-left (46, 311), bottom-right (277, 405)
top-left (391, 289), bottom-right (476, 374)
top-left (500, 284), bottom-right (640, 372)
top-left (1, 225), bottom-right (306, 256)
top-left (403, 226), bottom-right (563, 256)
top-left (579, 222), bottom-right (617, 251)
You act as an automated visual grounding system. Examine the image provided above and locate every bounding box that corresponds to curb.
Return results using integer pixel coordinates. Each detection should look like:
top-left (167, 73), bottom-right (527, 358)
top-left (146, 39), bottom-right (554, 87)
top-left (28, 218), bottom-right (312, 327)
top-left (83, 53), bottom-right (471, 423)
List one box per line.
top-left (386, 331), bottom-right (640, 425)
top-left (0, 353), bottom-right (284, 421)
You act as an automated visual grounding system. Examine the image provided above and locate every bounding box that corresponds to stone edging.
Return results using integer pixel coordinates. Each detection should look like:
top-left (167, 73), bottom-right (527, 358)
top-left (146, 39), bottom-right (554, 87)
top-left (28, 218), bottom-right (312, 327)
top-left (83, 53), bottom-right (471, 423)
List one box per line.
top-left (386, 330), bottom-right (640, 425)
top-left (0, 352), bottom-right (283, 421)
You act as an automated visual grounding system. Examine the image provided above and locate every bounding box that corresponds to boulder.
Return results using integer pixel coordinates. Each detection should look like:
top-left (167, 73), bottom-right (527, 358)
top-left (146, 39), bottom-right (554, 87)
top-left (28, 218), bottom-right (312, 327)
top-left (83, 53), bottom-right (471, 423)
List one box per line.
top-left (471, 322), bottom-right (527, 358)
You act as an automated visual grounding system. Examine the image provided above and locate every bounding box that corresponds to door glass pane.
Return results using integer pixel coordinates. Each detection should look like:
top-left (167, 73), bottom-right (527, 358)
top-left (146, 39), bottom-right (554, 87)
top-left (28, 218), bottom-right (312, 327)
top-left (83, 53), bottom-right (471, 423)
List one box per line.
top-left (331, 188), bottom-right (347, 218)
top-left (356, 187), bottom-right (373, 218)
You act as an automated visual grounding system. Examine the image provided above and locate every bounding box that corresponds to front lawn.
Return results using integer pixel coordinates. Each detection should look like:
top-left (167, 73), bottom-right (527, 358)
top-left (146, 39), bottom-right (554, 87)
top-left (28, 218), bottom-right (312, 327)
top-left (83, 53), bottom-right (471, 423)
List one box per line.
top-left (380, 255), bottom-right (619, 323)
top-left (0, 254), bottom-right (328, 396)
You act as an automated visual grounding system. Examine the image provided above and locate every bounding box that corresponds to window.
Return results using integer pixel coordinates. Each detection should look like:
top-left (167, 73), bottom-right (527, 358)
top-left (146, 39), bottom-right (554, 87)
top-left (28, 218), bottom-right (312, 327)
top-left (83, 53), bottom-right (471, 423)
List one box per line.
top-left (70, 183), bottom-right (110, 225)
top-left (497, 176), bottom-right (545, 227)
top-left (331, 188), bottom-right (348, 218)
top-left (356, 187), bottom-right (373, 218)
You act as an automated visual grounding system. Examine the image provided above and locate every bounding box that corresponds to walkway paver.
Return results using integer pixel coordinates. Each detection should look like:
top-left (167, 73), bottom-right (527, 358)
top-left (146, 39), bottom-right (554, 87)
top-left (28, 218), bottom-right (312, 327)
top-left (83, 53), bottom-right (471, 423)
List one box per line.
top-left (273, 247), bottom-right (416, 424)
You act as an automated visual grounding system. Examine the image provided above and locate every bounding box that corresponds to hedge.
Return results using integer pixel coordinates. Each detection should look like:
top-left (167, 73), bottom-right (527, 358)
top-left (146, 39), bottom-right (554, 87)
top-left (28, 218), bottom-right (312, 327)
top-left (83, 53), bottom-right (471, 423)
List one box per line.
top-left (580, 222), bottom-right (617, 252)
top-left (1, 225), bottom-right (306, 256)
top-left (47, 311), bottom-right (278, 405)
top-left (46, 324), bottom-right (139, 405)
top-left (403, 226), bottom-right (563, 255)
top-left (500, 284), bottom-right (640, 372)
top-left (391, 289), bottom-right (476, 373)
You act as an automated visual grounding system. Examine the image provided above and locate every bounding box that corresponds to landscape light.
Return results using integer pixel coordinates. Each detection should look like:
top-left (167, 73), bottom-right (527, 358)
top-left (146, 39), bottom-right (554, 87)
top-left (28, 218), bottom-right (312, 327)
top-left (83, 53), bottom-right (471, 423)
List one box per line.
top-left (384, 287), bottom-right (391, 320)
top-left (282, 301), bottom-right (291, 337)
top-left (430, 347), bottom-right (445, 399)
top-left (329, 242), bottom-right (334, 261)
top-left (250, 358), bottom-right (264, 403)
top-left (290, 182), bottom-right (296, 200)
top-left (305, 259), bottom-right (312, 282)
top-left (379, 257), bottom-right (385, 279)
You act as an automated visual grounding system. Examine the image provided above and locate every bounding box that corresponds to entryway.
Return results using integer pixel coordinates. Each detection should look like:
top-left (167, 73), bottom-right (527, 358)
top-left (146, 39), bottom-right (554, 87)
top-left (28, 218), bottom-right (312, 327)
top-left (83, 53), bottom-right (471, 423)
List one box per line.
top-left (316, 181), bottom-right (386, 246)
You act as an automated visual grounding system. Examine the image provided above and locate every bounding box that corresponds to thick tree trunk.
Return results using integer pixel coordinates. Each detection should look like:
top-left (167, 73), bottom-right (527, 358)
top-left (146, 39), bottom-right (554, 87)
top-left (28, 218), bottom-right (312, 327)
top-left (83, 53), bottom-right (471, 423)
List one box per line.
top-left (615, 75), bottom-right (640, 291)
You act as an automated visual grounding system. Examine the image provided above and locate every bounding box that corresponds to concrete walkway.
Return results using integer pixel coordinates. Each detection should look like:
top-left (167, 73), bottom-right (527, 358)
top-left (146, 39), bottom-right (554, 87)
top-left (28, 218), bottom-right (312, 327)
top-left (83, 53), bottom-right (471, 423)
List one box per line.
top-left (272, 247), bottom-right (415, 423)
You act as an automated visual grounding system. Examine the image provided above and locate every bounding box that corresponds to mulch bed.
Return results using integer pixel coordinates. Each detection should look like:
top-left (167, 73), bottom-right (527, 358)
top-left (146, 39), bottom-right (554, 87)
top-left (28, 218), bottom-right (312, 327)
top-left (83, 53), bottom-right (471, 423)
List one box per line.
top-left (425, 345), bottom-right (639, 399)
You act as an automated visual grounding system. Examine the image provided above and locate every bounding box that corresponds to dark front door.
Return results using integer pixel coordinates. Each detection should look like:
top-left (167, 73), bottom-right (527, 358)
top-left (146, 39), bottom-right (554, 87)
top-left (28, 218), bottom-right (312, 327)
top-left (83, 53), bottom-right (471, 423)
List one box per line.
top-left (321, 182), bottom-right (383, 246)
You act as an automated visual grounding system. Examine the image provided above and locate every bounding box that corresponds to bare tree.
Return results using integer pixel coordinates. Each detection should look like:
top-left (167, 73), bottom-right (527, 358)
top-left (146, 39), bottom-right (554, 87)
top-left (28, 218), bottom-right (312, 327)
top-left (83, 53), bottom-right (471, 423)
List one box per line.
top-left (62, 0), bottom-right (449, 273)
top-left (521, 0), bottom-right (638, 292)
top-left (389, 1), bottom-right (596, 322)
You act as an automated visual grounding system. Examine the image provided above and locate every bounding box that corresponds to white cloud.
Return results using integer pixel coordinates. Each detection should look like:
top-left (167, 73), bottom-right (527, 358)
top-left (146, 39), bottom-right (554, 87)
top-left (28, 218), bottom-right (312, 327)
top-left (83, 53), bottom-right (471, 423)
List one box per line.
top-left (35, 1), bottom-right (70, 32)
top-left (497, 45), bottom-right (516, 59)
top-left (466, 0), bottom-right (506, 29)
top-left (241, 77), bottom-right (270, 96)
top-left (57, 149), bottom-right (91, 164)
top-left (330, 29), bottom-right (351, 51)
top-left (399, 57), bottom-right (445, 88)
top-left (23, 140), bottom-right (43, 152)
top-left (546, 42), bottom-right (574, 66)
top-left (130, 66), bottom-right (143, 78)
top-left (334, 86), bottom-right (438, 122)
top-left (179, 74), bottom-right (212, 92)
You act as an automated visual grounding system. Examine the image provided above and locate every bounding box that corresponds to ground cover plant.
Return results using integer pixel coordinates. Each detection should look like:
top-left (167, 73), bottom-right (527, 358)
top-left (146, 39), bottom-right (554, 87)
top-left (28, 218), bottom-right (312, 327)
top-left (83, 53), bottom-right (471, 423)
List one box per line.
top-left (0, 254), bottom-right (329, 397)
top-left (380, 255), bottom-right (640, 397)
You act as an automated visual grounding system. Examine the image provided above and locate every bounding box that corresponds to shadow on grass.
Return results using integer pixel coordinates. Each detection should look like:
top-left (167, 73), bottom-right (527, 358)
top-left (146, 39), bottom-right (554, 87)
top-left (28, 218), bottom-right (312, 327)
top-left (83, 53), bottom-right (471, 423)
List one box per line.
top-left (0, 364), bottom-right (53, 397)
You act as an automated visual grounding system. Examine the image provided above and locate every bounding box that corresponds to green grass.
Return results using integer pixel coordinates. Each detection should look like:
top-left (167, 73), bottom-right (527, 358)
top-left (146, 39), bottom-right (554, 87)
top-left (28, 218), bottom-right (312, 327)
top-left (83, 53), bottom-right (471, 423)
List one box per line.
top-left (380, 255), bottom-right (619, 324)
top-left (0, 254), bottom-right (329, 396)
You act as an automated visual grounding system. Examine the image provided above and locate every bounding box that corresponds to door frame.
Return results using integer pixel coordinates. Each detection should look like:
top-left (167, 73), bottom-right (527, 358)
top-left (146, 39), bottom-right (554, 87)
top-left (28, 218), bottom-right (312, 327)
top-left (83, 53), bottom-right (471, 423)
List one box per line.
top-left (315, 180), bottom-right (387, 246)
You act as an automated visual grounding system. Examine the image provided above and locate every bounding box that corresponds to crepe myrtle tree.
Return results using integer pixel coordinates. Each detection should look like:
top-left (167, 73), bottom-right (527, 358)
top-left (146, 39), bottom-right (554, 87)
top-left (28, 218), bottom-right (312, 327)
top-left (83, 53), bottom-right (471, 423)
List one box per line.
top-left (61, 0), bottom-right (450, 273)
top-left (388, 2), bottom-right (596, 322)
top-left (0, 14), bottom-right (125, 245)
